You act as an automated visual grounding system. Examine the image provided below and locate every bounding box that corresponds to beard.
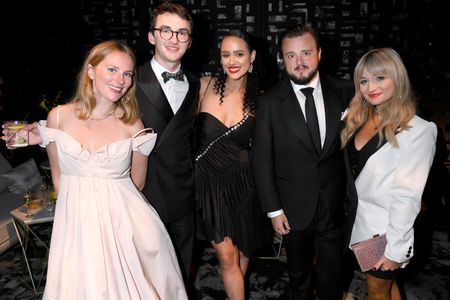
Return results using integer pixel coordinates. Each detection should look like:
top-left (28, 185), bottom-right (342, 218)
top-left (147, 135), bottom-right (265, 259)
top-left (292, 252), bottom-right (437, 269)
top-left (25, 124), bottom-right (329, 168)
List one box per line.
top-left (286, 65), bottom-right (318, 85)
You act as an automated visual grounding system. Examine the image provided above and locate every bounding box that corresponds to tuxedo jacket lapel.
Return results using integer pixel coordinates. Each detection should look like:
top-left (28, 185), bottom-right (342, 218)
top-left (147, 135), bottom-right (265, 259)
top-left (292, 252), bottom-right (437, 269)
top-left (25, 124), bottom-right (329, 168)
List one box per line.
top-left (158, 69), bottom-right (198, 144)
top-left (137, 62), bottom-right (174, 124)
top-left (321, 78), bottom-right (342, 157)
top-left (280, 78), bottom-right (318, 155)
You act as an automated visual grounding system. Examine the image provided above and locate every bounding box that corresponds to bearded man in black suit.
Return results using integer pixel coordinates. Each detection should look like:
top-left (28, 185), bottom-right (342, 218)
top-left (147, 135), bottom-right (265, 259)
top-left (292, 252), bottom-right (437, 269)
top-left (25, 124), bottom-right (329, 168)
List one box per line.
top-left (252, 25), bottom-right (353, 300)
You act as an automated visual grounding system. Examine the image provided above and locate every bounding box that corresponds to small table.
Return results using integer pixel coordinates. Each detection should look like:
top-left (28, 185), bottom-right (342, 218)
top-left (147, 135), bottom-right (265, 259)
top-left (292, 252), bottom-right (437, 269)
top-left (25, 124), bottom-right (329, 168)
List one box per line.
top-left (253, 232), bottom-right (286, 262)
top-left (10, 200), bottom-right (54, 295)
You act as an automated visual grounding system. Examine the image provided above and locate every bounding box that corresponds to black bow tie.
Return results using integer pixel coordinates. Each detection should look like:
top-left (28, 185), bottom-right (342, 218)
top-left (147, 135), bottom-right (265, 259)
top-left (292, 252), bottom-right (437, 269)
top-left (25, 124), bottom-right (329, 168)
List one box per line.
top-left (161, 70), bottom-right (184, 83)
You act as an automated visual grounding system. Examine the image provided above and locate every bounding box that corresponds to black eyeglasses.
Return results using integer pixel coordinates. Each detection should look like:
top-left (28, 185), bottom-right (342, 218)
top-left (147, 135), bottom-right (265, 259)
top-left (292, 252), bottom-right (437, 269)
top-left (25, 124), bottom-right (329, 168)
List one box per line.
top-left (153, 27), bottom-right (191, 43)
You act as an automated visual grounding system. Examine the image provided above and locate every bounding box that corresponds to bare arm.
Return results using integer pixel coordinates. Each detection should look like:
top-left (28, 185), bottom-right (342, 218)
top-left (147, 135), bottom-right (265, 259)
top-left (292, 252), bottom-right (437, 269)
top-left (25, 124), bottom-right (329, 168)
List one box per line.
top-left (130, 151), bottom-right (148, 191)
top-left (129, 119), bottom-right (147, 191)
top-left (197, 76), bottom-right (214, 113)
top-left (45, 109), bottom-right (61, 193)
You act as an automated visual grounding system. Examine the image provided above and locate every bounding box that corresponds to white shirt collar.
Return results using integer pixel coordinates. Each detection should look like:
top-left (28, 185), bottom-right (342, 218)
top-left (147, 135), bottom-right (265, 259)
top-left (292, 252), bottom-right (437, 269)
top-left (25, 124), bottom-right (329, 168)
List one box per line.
top-left (151, 57), bottom-right (182, 82)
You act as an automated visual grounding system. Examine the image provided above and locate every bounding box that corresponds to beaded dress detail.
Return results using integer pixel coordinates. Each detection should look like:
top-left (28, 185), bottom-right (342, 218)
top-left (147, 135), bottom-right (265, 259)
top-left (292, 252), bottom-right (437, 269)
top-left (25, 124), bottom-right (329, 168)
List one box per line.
top-left (194, 112), bottom-right (263, 256)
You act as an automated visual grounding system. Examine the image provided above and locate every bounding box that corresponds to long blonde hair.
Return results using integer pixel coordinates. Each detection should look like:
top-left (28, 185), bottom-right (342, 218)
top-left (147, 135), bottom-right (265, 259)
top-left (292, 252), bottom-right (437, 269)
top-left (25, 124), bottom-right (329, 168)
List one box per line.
top-left (341, 48), bottom-right (416, 148)
top-left (72, 40), bottom-right (140, 124)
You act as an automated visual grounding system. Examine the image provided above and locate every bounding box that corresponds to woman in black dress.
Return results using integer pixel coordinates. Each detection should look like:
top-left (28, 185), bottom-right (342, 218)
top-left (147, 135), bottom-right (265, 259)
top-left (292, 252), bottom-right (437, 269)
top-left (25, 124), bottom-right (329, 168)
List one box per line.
top-left (195, 30), bottom-right (264, 300)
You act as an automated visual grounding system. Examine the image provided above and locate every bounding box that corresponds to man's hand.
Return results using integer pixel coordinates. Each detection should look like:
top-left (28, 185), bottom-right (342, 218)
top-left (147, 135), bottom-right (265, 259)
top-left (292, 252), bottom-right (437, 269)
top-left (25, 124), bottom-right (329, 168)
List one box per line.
top-left (271, 213), bottom-right (291, 235)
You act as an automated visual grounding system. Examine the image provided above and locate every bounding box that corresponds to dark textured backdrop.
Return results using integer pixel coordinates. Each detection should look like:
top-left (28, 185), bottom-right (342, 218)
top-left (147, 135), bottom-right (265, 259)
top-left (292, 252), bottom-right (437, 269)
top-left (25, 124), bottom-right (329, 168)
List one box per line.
top-left (0, 0), bottom-right (449, 123)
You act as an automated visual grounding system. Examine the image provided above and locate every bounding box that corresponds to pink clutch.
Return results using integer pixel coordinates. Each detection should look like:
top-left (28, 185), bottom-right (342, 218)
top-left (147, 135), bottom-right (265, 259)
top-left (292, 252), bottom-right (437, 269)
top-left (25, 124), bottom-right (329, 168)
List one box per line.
top-left (351, 234), bottom-right (387, 272)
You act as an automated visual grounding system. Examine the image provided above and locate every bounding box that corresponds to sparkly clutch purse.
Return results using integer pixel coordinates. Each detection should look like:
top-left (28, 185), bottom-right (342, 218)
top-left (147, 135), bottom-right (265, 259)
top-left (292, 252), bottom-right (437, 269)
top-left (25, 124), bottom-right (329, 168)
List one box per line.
top-left (351, 234), bottom-right (387, 272)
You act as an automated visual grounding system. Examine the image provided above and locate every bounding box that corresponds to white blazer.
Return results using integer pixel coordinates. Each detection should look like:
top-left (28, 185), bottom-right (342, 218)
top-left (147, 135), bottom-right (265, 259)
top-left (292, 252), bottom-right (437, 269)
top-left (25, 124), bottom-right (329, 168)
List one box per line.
top-left (350, 115), bottom-right (437, 264)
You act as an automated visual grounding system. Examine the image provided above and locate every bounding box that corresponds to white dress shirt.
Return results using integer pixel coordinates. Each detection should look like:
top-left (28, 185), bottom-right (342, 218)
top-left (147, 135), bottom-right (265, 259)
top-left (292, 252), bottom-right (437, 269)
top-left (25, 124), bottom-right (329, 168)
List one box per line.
top-left (290, 73), bottom-right (326, 147)
top-left (151, 58), bottom-right (189, 114)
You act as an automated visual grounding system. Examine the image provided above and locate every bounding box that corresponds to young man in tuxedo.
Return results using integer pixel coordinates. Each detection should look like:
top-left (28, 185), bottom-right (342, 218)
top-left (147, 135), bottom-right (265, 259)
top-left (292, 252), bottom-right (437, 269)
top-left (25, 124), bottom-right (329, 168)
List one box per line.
top-left (136, 2), bottom-right (199, 282)
top-left (252, 25), bottom-right (353, 299)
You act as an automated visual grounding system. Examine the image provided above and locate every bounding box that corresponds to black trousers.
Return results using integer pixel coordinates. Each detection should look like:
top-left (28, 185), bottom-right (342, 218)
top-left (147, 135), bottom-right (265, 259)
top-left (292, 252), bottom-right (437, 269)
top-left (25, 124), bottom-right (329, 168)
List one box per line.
top-left (164, 209), bottom-right (196, 281)
top-left (284, 204), bottom-right (343, 300)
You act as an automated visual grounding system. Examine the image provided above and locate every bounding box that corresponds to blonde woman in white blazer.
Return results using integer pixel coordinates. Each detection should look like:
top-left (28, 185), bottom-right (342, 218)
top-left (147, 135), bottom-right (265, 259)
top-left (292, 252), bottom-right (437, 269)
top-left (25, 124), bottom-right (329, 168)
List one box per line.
top-left (341, 48), bottom-right (436, 300)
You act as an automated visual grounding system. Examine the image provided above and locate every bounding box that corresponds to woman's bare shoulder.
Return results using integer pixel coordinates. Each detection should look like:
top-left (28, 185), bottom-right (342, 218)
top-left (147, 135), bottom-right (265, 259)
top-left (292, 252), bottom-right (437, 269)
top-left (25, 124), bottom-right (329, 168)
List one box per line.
top-left (200, 76), bottom-right (218, 91)
top-left (125, 118), bottom-right (145, 137)
top-left (200, 75), bottom-right (214, 84)
top-left (47, 103), bottom-right (76, 128)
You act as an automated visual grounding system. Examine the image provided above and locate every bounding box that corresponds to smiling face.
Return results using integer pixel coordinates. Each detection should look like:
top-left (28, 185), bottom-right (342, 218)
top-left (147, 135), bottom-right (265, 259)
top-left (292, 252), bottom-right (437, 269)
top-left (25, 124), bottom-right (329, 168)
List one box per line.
top-left (282, 33), bottom-right (321, 85)
top-left (220, 36), bottom-right (256, 80)
top-left (359, 68), bottom-right (395, 106)
top-left (87, 51), bottom-right (134, 103)
top-left (148, 12), bottom-right (192, 71)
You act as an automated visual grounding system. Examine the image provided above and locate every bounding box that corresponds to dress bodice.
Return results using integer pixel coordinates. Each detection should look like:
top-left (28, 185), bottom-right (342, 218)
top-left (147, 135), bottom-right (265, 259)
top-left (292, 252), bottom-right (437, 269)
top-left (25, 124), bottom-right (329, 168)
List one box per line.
top-left (194, 112), bottom-right (254, 172)
top-left (38, 122), bottom-right (157, 179)
top-left (195, 112), bottom-right (254, 150)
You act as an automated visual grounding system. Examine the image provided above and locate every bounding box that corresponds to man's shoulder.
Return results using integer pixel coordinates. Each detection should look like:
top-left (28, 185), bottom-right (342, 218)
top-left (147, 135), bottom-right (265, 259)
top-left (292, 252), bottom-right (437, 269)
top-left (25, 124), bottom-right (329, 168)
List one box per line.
top-left (182, 68), bottom-right (200, 83)
top-left (137, 60), bottom-right (155, 82)
top-left (262, 78), bottom-right (289, 98)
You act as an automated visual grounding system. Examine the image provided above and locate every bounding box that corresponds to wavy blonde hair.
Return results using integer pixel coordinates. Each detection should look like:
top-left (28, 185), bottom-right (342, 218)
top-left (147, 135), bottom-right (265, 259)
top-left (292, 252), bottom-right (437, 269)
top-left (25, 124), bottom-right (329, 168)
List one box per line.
top-left (341, 48), bottom-right (416, 148)
top-left (72, 40), bottom-right (140, 124)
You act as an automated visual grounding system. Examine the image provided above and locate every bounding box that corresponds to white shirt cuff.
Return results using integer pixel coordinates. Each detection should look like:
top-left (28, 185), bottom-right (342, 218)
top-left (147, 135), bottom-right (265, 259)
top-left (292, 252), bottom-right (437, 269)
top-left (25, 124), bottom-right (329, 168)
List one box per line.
top-left (267, 209), bottom-right (284, 218)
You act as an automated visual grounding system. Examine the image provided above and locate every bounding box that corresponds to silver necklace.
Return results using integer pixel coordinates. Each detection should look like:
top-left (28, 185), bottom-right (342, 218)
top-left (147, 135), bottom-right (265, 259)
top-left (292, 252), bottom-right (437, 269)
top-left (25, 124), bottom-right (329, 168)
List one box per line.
top-left (88, 111), bottom-right (114, 121)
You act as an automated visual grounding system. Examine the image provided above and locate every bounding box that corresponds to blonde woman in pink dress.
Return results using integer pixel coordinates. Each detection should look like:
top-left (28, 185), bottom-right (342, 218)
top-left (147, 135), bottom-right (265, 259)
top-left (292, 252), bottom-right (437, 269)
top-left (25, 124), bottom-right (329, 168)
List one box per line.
top-left (39, 40), bottom-right (187, 300)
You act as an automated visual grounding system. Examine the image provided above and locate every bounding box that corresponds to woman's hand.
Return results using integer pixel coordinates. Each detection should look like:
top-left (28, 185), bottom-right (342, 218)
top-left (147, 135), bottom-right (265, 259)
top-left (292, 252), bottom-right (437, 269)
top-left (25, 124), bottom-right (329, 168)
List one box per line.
top-left (2, 122), bottom-right (42, 148)
top-left (373, 255), bottom-right (402, 271)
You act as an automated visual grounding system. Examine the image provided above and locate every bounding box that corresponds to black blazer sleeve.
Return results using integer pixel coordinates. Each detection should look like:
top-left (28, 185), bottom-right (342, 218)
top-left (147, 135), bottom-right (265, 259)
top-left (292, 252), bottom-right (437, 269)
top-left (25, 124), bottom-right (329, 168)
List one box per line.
top-left (252, 92), bottom-right (281, 213)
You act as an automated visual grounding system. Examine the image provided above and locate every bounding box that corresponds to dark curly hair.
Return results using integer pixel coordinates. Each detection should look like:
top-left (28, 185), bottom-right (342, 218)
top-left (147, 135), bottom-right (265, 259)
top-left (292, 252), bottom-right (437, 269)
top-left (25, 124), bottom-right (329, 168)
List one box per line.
top-left (213, 30), bottom-right (262, 115)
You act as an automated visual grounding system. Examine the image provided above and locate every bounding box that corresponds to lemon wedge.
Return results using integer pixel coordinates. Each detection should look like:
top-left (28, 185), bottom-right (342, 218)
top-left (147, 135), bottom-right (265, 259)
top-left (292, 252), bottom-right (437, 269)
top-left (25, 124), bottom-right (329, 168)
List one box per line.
top-left (49, 191), bottom-right (57, 202)
top-left (16, 137), bottom-right (26, 144)
top-left (7, 124), bottom-right (26, 130)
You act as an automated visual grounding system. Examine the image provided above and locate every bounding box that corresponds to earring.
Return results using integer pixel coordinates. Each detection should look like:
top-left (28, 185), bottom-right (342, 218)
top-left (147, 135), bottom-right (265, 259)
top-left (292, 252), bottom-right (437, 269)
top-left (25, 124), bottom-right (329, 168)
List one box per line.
top-left (248, 63), bottom-right (253, 73)
top-left (122, 95), bottom-right (130, 103)
top-left (223, 68), bottom-right (226, 74)
top-left (362, 97), bottom-right (367, 104)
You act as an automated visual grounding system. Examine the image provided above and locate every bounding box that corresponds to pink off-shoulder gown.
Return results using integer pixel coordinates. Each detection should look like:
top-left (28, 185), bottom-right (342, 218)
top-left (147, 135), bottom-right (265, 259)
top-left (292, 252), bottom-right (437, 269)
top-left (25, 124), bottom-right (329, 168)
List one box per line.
top-left (39, 122), bottom-right (187, 300)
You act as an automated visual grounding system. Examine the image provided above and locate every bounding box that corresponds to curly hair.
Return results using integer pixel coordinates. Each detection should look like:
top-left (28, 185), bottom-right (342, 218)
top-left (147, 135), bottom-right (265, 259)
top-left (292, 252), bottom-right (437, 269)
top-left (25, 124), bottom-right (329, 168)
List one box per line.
top-left (341, 48), bottom-right (416, 148)
top-left (213, 30), bottom-right (262, 115)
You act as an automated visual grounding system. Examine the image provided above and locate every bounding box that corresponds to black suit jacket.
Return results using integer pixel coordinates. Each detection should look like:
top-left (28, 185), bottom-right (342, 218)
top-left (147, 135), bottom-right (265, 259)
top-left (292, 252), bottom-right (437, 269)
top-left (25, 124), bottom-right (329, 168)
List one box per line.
top-left (252, 75), bottom-right (353, 230)
top-left (136, 60), bottom-right (199, 223)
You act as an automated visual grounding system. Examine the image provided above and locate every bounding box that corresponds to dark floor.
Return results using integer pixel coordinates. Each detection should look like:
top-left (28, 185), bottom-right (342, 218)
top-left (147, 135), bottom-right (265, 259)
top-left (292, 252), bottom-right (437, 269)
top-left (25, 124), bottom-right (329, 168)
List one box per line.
top-left (193, 230), bottom-right (450, 300)
top-left (0, 224), bottom-right (449, 300)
